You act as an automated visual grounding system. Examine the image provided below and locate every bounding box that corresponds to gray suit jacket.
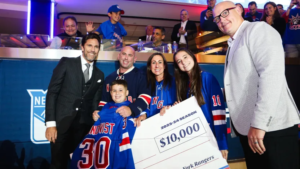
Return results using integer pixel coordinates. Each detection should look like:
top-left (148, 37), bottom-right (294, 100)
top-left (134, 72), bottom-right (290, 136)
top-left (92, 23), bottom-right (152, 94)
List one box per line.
top-left (224, 21), bottom-right (300, 136)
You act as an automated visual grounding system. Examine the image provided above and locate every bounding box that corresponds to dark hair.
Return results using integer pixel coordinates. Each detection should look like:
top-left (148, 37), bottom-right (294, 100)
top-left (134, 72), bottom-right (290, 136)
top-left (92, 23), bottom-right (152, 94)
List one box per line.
top-left (277, 4), bottom-right (283, 8)
top-left (81, 33), bottom-right (101, 48)
top-left (111, 79), bottom-right (128, 90)
top-left (236, 3), bottom-right (245, 18)
top-left (248, 1), bottom-right (257, 7)
top-left (63, 16), bottom-right (78, 26)
top-left (154, 27), bottom-right (165, 36)
top-left (261, 2), bottom-right (281, 22)
top-left (173, 48), bottom-right (205, 106)
top-left (146, 53), bottom-right (173, 95)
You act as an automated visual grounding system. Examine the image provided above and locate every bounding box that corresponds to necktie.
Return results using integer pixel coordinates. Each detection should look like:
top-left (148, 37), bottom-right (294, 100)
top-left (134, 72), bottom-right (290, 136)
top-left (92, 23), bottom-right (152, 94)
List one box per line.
top-left (84, 63), bottom-right (90, 83)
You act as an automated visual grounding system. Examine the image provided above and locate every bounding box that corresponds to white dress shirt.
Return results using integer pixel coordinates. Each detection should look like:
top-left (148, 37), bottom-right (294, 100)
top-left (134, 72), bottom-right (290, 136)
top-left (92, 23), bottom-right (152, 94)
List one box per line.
top-left (146, 35), bottom-right (152, 42)
top-left (46, 55), bottom-right (94, 128)
top-left (227, 21), bottom-right (246, 64)
top-left (81, 55), bottom-right (94, 80)
top-left (178, 20), bottom-right (188, 44)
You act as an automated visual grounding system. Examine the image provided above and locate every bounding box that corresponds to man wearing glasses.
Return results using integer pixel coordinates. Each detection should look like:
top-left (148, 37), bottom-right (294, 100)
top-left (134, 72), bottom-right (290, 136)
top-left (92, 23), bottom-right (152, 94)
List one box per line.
top-left (213, 1), bottom-right (300, 169)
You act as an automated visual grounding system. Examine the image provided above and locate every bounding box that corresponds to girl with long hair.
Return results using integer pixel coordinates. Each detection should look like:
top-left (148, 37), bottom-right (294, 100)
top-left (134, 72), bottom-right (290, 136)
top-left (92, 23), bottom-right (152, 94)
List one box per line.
top-left (261, 1), bottom-right (286, 38)
top-left (163, 48), bottom-right (228, 159)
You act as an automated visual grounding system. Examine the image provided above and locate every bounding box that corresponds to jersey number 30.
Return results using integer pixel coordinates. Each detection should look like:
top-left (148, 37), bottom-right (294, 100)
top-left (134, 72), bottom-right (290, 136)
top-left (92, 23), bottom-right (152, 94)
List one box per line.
top-left (78, 137), bottom-right (111, 169)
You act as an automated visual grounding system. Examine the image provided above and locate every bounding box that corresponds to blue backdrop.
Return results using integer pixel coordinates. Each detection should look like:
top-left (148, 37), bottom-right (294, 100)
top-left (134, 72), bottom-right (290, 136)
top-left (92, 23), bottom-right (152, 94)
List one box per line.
top-left (0, 59), bottom-right (244, 168)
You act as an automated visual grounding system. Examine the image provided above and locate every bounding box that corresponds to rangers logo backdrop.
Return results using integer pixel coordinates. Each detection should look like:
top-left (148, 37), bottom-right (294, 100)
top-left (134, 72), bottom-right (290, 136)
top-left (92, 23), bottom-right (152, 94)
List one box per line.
top-left (27, 90), bottom-right (49, 144)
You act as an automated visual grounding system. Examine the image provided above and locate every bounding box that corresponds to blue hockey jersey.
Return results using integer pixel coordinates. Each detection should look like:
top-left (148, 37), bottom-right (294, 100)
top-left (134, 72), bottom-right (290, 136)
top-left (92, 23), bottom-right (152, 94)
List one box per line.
top-left (144, 77), bottom-right (177, 118)
top-left (71, 101), bottom-right (136, 169)
top-left (188, 72), bottom-right (228, 150)
top-left (99, 67), bottom-right (151, 117)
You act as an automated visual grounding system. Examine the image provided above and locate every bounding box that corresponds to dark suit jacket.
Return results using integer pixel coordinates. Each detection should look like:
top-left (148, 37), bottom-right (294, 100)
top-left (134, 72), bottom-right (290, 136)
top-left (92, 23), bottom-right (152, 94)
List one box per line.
top-left (46, 56), bottom-right (104, 131)
top-left (138, 35), bottom-right (153, 41)
top-left (171, 20), bottom-right (197, 46)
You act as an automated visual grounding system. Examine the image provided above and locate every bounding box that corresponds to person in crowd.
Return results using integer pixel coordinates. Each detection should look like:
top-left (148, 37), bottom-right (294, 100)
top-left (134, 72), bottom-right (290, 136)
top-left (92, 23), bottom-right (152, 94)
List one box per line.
top-left (45, 33), bottom-right (104, 169)
top-left (161, 48), bottom-right (228, 159)
top-left (139, 25), bottom-right (154, 42)
top-left (171, 9), bottom-right (197, 49)
top-left (235, 3), bottom-right (253, 22)
top-left (49, 16), bottom-right (84, 49)
top-left (86, 5), bottom-right (127, 42)
top-left (200, 0), bottom-right (220, 31)
top-left (277, 4), bottom-right (285, 15)
top-left (93, 46), bottom-right (151, 120)
top-left (245, 1), bottom-right (262, 22)
top-left (261, 2), bottom-right (286, 38)
top-left (143, 27), bottom-right (168, 53)
top-left (134, 53), bottom-right (177, 126)
top-left (284, 0), bottom-right (300, 58)
top-left (213, 1), bottom-right (300, 169)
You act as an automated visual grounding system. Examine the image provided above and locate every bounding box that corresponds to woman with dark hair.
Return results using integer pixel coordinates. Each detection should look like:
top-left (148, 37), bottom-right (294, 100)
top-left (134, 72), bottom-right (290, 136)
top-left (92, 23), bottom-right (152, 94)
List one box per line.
top-left (261, 1), bottom-right (286, 38)
top-left (162, 48), bottom-right (228, 159)
top-left (235, 3), bottom-right (253, 22)
top-left (135, 53), bottom-right (176, 124)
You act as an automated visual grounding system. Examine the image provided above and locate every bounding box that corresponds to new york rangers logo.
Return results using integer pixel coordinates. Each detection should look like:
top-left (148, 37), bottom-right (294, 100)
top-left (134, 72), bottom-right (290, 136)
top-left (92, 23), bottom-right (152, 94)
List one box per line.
top-left (27, 90), bottom-right (49, 144)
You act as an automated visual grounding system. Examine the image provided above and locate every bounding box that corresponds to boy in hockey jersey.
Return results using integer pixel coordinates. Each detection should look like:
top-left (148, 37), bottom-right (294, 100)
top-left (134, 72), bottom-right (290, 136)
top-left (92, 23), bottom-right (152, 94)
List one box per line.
top-left (85, 5), bottom-right (127, 45)
top-left (71, 80), bottom-right (136, 169)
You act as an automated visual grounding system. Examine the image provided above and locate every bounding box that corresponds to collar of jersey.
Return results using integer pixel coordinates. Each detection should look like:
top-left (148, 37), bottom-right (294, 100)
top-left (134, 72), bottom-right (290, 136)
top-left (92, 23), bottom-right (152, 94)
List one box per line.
top-left (117, 66), bottom-right (135, 75)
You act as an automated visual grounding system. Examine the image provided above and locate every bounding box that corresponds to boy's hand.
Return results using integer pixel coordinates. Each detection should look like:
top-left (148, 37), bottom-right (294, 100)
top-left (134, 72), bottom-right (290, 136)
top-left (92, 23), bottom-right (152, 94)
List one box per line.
top-left (45, 127), bottom-right (57, 143)
top-left (116, 106), bottom-right (132, 117)
top-left (134, 114), bottom-right (147, 127)
top-left (85, 21), bottom-right (95, 32)
top-left (92, 110), bottom-right (100, 121)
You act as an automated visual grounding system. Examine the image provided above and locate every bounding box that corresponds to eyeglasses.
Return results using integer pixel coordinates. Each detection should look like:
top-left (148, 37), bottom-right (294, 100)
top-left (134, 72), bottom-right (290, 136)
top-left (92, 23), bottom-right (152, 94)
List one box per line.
top-left (213, 7), bottom-right (236, 23)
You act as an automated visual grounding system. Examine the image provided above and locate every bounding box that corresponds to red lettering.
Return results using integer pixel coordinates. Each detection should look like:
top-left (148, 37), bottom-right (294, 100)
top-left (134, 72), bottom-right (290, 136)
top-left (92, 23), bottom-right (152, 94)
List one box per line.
top-left (152, 96), bottom-right (159, 105)
top-left (98, 123), bottom-right (105, 134)
top-left (109, 123), bottom-right (115, 134)
top-left (104, 122), bottom-right (109, 134)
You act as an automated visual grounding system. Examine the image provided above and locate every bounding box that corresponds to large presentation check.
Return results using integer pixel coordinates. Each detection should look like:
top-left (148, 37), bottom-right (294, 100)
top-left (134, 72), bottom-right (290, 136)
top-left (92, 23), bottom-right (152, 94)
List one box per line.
top-left (131, 97), bottom-right (229, 169)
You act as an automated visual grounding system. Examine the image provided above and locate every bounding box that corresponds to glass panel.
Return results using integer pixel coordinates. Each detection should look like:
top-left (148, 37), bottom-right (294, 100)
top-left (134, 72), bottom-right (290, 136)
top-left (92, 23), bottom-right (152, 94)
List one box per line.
top-left (0, 34), bottom-right (50, 48)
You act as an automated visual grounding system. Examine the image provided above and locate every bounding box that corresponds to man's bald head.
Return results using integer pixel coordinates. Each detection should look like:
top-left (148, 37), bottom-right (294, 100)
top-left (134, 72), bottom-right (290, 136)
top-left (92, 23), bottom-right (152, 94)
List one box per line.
top-left (213, 1), bottom-right (244, 37)
top-left (118, 46), bottom-right (136, 73)
top-left (121, 46), bottom-right (135, 54)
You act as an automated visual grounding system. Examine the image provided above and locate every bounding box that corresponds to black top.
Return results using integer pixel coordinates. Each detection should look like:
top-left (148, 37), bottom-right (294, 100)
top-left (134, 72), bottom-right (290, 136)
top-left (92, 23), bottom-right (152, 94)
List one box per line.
top-left (244, 16), bottom-right (253, 22)
top-left (271, 17), bottom-right (286, 38)
top-left (200, 9), bottom-right (220, 32)
top-left (57, 30), bottom-right (84, 38)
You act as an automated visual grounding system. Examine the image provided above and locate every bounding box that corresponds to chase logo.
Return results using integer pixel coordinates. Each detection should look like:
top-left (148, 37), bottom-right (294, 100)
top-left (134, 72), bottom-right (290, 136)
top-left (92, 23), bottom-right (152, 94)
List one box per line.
top-left (27, 90), bottom-right (49, 144)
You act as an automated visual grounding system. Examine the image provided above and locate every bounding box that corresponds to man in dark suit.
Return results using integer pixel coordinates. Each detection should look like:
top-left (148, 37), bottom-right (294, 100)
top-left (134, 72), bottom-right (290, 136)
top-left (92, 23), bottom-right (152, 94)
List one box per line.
top-left (171, 9), bottom-right (197, 48)
top-left (45, 33), bottom-right (104, 169)
top-left (138, 25), bottom-right (153, 42)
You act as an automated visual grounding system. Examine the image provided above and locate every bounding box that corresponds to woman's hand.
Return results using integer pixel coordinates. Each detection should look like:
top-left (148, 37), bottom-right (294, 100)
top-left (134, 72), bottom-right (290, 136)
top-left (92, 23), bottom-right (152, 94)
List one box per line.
top-left (220, 150), bottom-right (228, 160)
top-left (159, 105), bottom-right (172, 116)
top-left (134, 114), bottom-right (147, 127)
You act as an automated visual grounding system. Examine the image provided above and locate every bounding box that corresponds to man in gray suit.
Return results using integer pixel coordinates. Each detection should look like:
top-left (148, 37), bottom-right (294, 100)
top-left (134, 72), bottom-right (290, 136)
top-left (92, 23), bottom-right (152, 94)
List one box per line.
top-left (213, 1), bottom-right (300, 169)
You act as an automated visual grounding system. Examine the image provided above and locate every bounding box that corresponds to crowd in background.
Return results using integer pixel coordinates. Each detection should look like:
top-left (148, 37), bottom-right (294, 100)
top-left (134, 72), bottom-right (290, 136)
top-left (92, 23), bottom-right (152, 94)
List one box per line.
top-left (50, 0), bottom-right (300, 57)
